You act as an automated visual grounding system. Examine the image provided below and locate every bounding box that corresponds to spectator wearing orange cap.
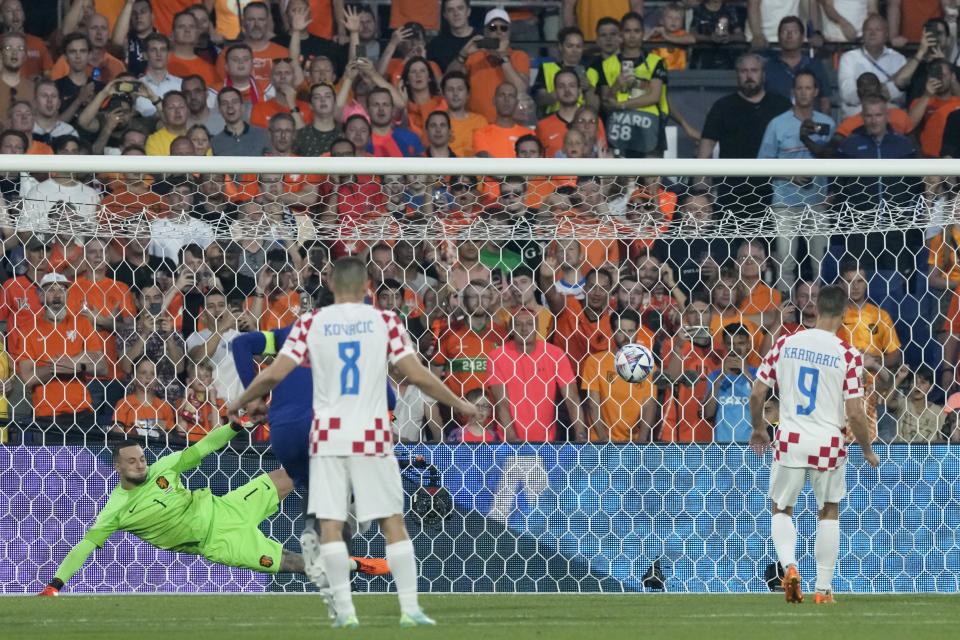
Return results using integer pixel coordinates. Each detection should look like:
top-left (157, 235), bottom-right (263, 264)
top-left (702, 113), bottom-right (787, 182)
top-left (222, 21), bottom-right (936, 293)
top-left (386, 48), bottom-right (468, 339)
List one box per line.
top-left (487, 306), bottom-right (585, 442)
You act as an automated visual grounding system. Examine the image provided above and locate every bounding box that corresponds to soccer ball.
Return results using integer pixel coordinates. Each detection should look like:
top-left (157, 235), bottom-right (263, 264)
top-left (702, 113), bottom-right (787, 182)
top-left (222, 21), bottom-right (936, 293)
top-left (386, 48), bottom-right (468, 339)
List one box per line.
top-left (614, 344), bottom-right (655, 383)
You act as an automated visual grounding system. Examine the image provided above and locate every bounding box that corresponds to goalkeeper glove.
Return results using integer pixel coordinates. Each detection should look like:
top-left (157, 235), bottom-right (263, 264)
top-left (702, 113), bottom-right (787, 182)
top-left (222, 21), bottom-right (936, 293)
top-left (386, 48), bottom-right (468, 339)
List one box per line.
top-left (39, 578), bottom-right (63, 596)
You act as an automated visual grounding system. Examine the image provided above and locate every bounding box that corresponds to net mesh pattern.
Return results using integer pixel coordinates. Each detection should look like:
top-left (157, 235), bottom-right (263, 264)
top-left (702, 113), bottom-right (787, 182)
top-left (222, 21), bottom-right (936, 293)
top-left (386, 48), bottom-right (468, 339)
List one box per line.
top-left (2, 168), bottom-right (959, 594)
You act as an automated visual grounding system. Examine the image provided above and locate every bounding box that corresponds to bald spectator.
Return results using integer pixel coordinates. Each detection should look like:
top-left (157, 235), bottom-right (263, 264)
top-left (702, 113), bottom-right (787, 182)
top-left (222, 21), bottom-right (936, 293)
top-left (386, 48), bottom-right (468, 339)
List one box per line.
top-left (139, 33), bottom-right (182, 116)
top-left (32, 80), bottom-right (77, 145)
top-left (145, 91), bottom-right (189, 156)
top-left (450, 9), bottom-right (530, 124)
top-left (474, 82), bottom-right (530, 158)
top-left (169, 136), bottom-right (195, 156)
top-left (215, 2), bottom-right (289, 88)
top-left (182, 74), bottom-right (223, 133)
top-left (211, 87), bottom-right (270, 158)
top-left (1, 0), bottom-right (52, 79)
top-left (167, 10), bottom-right (219, 87)
top-left (0, 32), bottom-right (32, 117)
top-left (111, 0), bottom-right (156, 77)
top-left (367, 87), bottom-right (423, 157)
top-left (837, 14), bottom-right (907, 119)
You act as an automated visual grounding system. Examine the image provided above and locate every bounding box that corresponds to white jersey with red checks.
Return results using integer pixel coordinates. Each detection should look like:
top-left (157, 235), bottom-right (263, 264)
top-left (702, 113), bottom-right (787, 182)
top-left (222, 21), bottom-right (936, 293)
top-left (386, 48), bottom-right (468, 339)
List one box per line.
top-left (279, 302), bottom-right (415, 457)
top-left (756, 328), bottom-right (864, 470)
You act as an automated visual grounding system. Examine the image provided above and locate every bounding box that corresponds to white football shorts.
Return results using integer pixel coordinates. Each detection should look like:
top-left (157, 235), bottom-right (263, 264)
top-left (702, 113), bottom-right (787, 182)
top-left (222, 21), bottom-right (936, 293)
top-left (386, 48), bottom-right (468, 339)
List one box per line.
top-left (308, 455), bottom-right (405, 523)
top-left (768, 460), bottom-right (847, 510)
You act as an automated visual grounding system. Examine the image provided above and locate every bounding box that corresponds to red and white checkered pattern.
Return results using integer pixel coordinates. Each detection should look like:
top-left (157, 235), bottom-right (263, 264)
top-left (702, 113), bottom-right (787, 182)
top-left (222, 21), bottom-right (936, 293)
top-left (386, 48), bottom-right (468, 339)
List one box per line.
top-left (806, 436), bottom-right (848, 471)
top-left (756, 328), bottom-right (863, 470)
top-left (840, 341), bottom-right (864, 399)
top-left (281, 312), bottom-right (317, 364)
top-left (351, 418), bottom-right (392, 456)
top-left (279, 302), bottom-right (413, 457)
top-left (380, 309), bottom-right (415, 364)
top-left (773, 430), bottom-right (800, 463)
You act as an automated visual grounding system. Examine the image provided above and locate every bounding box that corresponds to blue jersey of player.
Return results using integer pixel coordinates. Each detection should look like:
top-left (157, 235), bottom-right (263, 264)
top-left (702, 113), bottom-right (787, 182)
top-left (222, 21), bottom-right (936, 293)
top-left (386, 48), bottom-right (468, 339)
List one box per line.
top-left (231, 323), bottom-right (397, 487)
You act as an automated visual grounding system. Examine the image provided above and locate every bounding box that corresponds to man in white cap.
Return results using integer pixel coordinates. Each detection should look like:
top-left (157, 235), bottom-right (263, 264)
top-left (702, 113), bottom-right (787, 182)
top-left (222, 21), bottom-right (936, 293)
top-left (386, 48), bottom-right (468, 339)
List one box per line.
top-left (448, 8), bottom-right (530, 124)
top-left (10, 272), bottom-right (107, 440)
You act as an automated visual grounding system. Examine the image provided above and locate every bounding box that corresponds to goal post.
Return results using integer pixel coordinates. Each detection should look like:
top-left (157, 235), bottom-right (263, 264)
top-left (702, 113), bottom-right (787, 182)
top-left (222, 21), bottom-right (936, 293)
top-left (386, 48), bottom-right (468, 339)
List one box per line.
top-left (0, 156), bottom-right (958, 595)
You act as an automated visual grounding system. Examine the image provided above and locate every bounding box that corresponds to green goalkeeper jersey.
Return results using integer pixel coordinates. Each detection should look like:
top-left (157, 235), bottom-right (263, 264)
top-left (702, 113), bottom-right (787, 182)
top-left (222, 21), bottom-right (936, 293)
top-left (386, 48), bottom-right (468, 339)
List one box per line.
top-left (54, 425), bottom-right (238, 584)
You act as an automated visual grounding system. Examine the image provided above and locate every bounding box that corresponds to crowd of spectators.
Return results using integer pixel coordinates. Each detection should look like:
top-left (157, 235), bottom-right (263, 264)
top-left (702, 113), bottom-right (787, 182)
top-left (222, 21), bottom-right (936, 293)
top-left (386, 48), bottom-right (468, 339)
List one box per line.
top-left (0, 0), bottom-right (960, 447)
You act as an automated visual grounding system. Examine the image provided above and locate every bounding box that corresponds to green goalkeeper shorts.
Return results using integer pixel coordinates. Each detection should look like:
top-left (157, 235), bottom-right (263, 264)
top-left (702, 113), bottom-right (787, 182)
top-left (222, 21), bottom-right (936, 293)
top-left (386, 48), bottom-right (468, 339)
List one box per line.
top-left (201, 473), bottom-right (284, 574)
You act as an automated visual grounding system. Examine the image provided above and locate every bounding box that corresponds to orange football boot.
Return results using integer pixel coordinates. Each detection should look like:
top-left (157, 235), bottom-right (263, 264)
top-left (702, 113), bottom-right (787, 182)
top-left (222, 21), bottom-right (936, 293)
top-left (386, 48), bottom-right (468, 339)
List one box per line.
top-left (352, 556), bottom-right (390, 575)
top-left (814, 590), bottom-right (835, 604)
top-left (782, 565), bottom-right (804, 604)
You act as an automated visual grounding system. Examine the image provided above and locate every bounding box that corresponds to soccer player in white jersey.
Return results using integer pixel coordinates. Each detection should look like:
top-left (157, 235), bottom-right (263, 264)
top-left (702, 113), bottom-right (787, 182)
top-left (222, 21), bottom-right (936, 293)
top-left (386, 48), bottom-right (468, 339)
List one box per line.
top-left (227, 256), bottom-right (479, 629)
top-left (749, 284), bottom-right (880, 604)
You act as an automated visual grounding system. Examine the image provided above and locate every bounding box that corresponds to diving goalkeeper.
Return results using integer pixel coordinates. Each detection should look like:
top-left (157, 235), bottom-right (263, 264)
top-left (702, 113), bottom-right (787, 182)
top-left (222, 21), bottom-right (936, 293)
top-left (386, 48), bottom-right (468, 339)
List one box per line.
top-left (38, 419), bottom-right (379, 595)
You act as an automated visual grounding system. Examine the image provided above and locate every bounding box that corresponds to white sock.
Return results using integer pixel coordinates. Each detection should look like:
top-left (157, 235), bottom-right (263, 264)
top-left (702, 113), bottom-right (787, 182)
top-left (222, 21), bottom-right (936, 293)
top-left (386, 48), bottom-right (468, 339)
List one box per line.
top-left (385, 539), bottom-right (419, 615)
top-left (771, 512), bottom-right (798, 570)
top-left (815, 519), bottom-right (840, 593)
top-left (319, 541), bottom-right (355, 617)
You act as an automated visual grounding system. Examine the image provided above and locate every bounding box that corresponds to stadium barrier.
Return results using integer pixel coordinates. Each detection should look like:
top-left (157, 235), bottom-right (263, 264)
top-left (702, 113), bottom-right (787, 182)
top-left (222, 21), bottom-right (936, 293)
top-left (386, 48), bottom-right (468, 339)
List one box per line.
top-left (3, 443), bottom-right (958, 594)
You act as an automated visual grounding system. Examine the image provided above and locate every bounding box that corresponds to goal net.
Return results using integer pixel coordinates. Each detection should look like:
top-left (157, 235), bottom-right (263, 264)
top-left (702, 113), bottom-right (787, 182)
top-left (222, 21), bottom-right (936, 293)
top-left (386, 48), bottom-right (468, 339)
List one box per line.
top-left (1, 156), bottom-right (958, 594)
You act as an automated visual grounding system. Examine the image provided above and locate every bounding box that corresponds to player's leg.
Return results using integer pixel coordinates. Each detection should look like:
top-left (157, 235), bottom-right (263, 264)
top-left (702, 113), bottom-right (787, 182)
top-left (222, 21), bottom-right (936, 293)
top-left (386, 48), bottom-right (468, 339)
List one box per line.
top-left (767, 462), bottom-right (807, 604)
top-left (810, 464), bottom-right (846, 603)
top-left (352, 455), bottom-right (433, 626)
top-left (814, 502), bottom-right (839, 603)
top-left (378, 513), bottom-right (434, 626)
top-left (309, 455), bottom-right (358, 627)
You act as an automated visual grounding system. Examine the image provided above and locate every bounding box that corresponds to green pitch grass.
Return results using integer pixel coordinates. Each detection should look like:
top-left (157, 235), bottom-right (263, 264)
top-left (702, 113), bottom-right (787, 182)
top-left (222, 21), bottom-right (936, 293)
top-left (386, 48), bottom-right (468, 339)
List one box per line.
top-left (5, 593), bottom-right (958, 639)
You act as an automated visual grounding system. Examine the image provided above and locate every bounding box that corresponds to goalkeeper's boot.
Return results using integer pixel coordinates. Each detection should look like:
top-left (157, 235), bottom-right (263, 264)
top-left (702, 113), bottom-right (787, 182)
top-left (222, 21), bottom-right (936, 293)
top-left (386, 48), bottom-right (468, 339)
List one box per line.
top-left (38, 586), bottom-right (59, 597)
top-left (300, 528), bottom-right (321, 572)
top-left (782, 565), bottom-right (804, 604)
top-left (399, 608), bottom-right (436, 627)
top-left (331, 613), bottom-right (359, 629)
top-left (814, 589), bottom-right (835, 605)
top-left (351, 556), bottom-right (390, 576)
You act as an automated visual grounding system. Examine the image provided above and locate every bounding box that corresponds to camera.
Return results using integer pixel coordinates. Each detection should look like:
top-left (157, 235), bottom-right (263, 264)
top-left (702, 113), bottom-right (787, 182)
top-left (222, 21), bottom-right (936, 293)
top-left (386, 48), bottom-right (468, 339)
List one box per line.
top-left (814, 123), bottom-right (831, 136)
top-left (117, 80), bottom-right (140, 94)
top-left (478, 37), bottom-right (500, 50)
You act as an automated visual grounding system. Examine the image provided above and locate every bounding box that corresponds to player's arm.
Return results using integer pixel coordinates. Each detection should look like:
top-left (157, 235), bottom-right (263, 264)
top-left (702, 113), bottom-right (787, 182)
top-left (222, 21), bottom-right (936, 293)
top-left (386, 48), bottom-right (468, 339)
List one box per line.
top-left (393, 353), bottom-right (476, 419)
top-left (749, 378), bottom-right (772, 453)
top-left (41, 505), bottom-right (119, 595)
top-left (231, 330), bottom-right (271, 387)
top-left (170, 423), bottom-right (248, 473)
top-left (227, 353), bottom-right (299, 422)
top-left (845, 397), bottom-right (880, 467)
